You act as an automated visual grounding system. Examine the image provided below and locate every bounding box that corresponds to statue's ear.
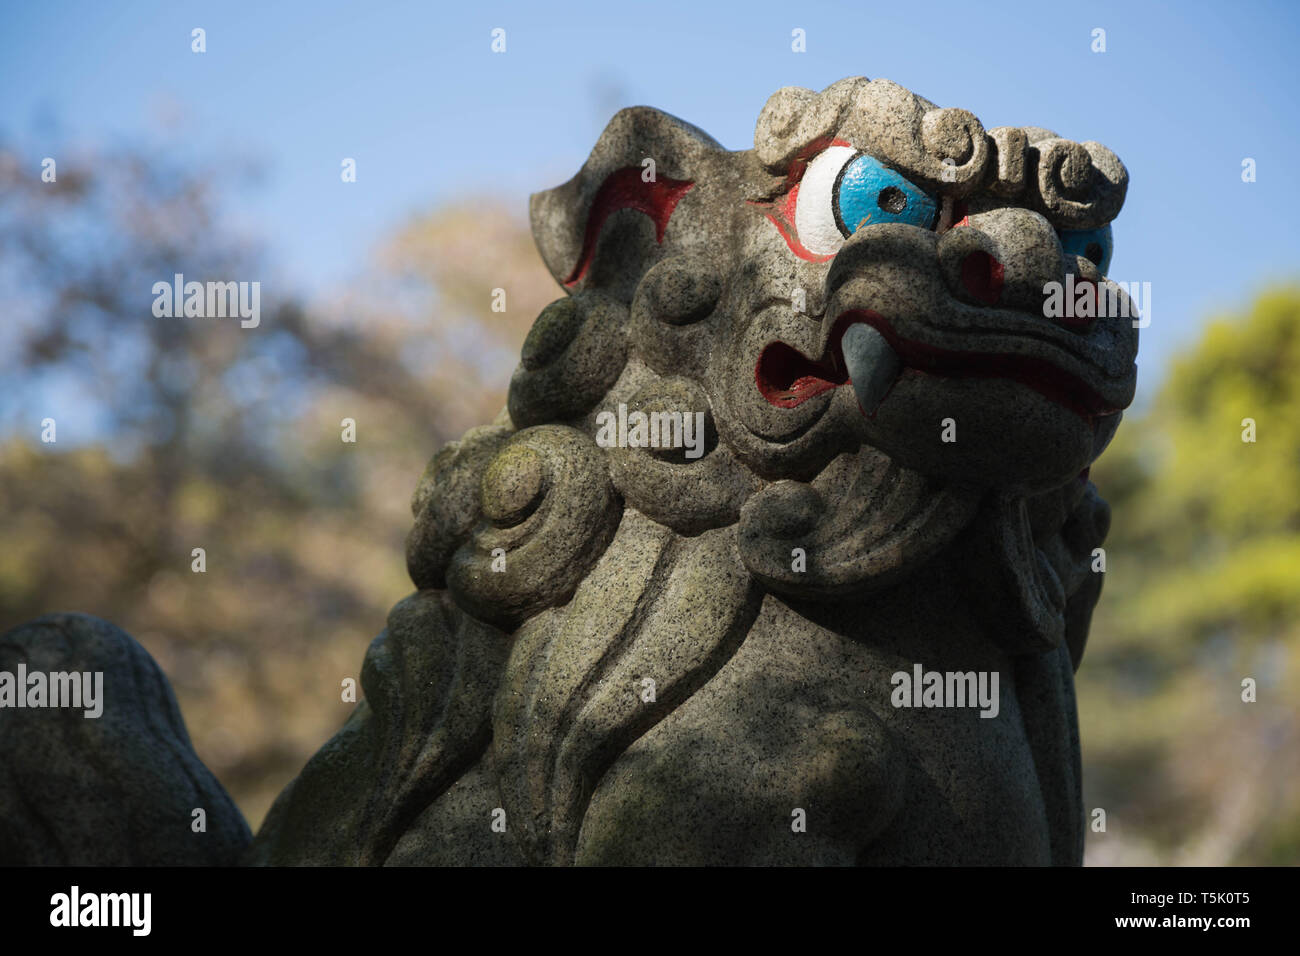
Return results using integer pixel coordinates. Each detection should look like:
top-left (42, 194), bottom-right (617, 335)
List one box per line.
top-left (529, 106), bottom-right (725, 302)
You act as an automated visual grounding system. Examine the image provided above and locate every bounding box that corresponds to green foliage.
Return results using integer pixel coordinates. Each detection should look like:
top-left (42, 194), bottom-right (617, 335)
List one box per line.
top-left (1081, 285), bottom-right (1300, 865)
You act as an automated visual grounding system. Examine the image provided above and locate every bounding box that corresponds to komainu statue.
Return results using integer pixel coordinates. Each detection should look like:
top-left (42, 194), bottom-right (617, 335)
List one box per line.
top-left (0, 77), bottom-right (1137, 865)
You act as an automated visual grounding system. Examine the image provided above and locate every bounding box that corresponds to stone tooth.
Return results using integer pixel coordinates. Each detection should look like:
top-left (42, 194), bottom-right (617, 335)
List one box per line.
top-left (841, 322), bottom-right (901, 415)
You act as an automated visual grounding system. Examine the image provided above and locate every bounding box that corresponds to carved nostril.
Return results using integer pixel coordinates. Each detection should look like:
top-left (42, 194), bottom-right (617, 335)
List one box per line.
top-left (960, 251), bottom-right (1004, 306)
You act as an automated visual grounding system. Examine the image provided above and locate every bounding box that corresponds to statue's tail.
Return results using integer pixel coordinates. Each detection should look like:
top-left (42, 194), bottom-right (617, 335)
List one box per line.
top-left (0, 613), bottom-right (251, 865)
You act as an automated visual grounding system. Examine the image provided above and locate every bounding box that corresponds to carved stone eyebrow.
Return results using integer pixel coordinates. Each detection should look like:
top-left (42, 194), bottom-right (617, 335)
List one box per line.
top-left (754, 78), bottom-right (1128, 229)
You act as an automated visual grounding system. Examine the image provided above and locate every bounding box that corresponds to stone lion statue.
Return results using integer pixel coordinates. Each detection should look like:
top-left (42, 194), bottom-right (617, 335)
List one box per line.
top-left (0, 76), bottom-right (1136, 866)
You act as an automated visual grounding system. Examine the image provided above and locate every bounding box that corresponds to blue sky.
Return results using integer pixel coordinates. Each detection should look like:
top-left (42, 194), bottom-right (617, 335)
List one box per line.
top-left (3, 0), bottom-right (1298, 397)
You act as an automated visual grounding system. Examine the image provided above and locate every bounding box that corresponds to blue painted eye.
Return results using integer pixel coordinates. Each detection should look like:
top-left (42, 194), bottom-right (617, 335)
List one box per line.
top-left (794, 146), bottom-right (939, 256)
top-left (1058, 224), bottom-right (1113, 274)
top-left (834, 153), bottom-right (938, 236)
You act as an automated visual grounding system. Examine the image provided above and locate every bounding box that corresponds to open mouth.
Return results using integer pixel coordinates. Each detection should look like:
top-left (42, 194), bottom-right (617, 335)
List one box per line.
top-left (754, 338), bottom-right (849, 407)
top-left (755, 309), bottom-right (1124, 422)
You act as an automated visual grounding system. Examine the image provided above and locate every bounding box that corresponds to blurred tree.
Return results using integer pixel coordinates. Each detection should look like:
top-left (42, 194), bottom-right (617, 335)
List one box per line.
top-left (0, 142), bottom-right (556, 826)
top-left (1082, 286), bottom-right (1300, 865)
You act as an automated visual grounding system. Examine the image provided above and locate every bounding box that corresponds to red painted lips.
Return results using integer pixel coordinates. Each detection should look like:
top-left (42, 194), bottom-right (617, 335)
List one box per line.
top-left (756, 310), bottom-right (1123, 421)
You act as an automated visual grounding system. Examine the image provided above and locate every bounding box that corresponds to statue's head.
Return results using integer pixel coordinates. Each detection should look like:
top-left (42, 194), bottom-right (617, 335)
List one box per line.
top-left (409, 75), bottom-right (1133, 632)
top-left (527, 76), bottom-right (1136, 495)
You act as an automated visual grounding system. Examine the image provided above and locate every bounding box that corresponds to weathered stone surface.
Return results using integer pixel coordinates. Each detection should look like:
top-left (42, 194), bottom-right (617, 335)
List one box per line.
top-left (248, 591), bottom-right (508, 865)
top-left (1, 76), bottom-right (1138, 866)
top-left (0, 614), bottom-right (250, 864)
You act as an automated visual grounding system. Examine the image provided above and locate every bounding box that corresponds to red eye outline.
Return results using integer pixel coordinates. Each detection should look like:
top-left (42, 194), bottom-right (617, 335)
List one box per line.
top-left (748, 135), bottom-right (853, 262)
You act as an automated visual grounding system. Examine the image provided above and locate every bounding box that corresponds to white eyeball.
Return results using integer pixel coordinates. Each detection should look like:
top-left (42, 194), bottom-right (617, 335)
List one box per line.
top-left (793, 145), bottom-right (856, 256)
